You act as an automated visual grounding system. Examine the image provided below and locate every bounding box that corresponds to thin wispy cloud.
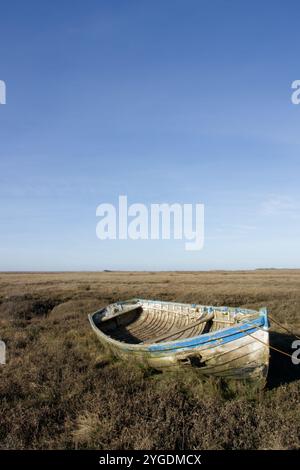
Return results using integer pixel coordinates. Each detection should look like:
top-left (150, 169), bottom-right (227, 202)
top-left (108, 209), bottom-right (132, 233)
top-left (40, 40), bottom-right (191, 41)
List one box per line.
top-left (260, 195), bottom-right (299, 218)
top-left (206, 224), bottom-right (257, 241)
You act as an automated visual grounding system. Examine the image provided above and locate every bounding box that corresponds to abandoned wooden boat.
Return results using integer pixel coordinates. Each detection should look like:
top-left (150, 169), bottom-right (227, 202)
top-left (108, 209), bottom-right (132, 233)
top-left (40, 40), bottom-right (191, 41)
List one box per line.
top-left (88, 299), bottom-right (270, 382)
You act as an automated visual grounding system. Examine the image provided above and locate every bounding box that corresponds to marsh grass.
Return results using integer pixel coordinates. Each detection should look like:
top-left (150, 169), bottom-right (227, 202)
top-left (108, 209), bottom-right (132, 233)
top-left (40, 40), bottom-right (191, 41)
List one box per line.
top-left (0, 270), bottom-right (300, 449)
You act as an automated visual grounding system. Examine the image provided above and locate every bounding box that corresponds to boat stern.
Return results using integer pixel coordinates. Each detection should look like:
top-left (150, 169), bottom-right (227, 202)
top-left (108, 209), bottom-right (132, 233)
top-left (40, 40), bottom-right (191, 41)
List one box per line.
top-left (259, 307), bottom-right (270, 330)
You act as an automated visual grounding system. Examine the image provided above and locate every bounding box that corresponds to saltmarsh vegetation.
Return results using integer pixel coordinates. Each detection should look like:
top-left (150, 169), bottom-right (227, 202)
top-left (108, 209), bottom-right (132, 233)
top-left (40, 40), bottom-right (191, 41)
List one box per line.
top-left (0, 270), bottom-right (300, 449)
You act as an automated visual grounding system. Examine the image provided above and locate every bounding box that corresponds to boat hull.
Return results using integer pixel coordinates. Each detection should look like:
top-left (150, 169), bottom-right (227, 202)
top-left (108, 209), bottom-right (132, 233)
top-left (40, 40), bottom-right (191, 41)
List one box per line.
top-left (89, 300), bottom-right (269, 382)
top-left (89, 301), bottom-right (269, 383)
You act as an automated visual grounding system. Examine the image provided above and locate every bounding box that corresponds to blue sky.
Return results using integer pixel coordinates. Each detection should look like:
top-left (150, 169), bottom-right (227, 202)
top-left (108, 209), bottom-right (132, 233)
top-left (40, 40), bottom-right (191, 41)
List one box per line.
top-left (0, 0), bottom-right (300, 270)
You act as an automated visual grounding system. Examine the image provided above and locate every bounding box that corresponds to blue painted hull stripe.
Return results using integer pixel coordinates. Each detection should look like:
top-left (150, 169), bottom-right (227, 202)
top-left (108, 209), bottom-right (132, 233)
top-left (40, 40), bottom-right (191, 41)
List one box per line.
top-left (119, 318), bottom-right (265, 354)
top-left (148, 326), bottom-right (260, 354)
top-left (148, 318), bottom-right (264, 352)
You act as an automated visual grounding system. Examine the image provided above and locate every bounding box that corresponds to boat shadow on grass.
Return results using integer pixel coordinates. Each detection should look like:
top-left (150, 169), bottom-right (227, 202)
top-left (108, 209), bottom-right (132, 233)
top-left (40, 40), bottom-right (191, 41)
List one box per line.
top-left (267, 331), bottom-right (300, 389)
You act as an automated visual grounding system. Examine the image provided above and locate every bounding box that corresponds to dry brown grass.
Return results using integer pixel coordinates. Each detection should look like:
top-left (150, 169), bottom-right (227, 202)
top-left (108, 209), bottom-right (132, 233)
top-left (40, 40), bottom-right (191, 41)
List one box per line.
top-left (0, 270), bottom-right (300, 449)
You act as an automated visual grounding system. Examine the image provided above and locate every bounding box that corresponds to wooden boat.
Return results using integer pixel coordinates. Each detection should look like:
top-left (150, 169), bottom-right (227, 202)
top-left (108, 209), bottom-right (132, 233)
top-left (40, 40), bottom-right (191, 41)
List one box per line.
top-left (88, 299), bottom-right (270, 382)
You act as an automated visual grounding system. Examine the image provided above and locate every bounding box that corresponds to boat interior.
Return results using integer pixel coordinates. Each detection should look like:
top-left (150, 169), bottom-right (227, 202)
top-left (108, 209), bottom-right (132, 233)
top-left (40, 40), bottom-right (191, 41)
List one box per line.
top-left (92, 300), bottom-right (258, 345)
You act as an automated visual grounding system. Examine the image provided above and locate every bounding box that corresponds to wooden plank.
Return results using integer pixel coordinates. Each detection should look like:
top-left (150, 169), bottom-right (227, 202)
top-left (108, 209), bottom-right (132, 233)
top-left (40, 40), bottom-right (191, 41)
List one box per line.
top-left (144, 312), bottom-right (214, 344)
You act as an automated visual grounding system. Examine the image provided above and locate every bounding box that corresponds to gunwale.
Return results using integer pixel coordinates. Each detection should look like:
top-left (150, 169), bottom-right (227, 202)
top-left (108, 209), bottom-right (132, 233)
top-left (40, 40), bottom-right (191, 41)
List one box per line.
top-left (88, 298), bottom-right (269, 352)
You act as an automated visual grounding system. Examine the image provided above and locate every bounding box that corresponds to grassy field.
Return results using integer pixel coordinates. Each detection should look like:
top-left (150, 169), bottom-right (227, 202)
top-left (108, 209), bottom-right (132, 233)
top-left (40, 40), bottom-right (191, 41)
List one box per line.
top-left (0, 270), bottom-right (300, 450)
